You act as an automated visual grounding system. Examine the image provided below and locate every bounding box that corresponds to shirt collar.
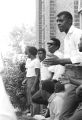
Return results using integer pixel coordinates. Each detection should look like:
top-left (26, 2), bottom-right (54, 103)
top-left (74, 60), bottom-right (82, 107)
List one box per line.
top-left (48, 93), bottom-right (56, 103)
top-left (67, 25), bottom-right (75, 34)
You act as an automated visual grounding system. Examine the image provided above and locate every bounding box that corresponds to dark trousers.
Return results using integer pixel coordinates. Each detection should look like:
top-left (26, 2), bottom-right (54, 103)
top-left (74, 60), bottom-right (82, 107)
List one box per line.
top-left (26, 77), bottom-right (40, 116)
top-left (59, 84), bottom-right (81, 120)
top-left (32, 79), bottom-right (58, 105)
top-left (32, 88), bottom-right (48, 105)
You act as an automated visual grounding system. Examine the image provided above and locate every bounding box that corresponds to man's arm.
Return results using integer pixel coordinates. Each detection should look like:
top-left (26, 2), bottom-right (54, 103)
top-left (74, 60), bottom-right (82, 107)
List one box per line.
top-left (43, 56), bottom-right (72, 66)
top-left (59, 58), bottom-right (72, 65)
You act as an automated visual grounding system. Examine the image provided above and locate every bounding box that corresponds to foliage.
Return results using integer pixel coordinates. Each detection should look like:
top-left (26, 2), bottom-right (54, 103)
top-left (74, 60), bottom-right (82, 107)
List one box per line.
top-left (2, 57), bottom-right (27, 112)
top-left (9, 25), bottom-right (37, 54)
top-left (1, 24), bottom-right (37, 112)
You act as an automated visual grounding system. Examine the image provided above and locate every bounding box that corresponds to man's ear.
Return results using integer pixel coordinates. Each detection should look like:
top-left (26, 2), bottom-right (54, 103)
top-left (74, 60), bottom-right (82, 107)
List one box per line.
top-left (68, 19), bottom-right (72, 25)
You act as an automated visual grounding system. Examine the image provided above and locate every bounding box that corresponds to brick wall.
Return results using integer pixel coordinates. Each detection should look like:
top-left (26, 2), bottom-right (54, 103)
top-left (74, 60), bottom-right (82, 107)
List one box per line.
top-left (74, 0), bottom-right (80, 28)
top-left (50, 0), bottom-right (56, 38)
top-left (38, 0), bottom-right (43, 48)
top-left (36, 0), bottom-right (81, 50)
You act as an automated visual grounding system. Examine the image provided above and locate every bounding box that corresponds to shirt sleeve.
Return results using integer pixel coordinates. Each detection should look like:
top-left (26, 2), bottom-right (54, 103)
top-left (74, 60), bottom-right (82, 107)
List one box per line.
top-left (34, 59), bottom-right (40, 68)
top-left (70, 51), bottom-right (82, 63)
top-left (25, 58), bottom-right (31, 68)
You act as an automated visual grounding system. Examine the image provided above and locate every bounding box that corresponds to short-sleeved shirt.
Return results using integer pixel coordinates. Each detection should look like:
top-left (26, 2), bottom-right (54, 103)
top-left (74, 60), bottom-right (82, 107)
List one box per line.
top-left (40, 62), bottom-right (52, 81)
top-left (48, 51), bottom-right (65, 80)
top-left (26, 58), bottom-right (40, 77)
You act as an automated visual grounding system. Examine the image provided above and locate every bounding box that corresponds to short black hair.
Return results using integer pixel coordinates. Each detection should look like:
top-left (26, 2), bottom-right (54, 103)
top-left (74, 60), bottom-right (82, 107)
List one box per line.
top-left (54, 81), bottom-right (65, 93)
top-left (38, 48), bottom-right (46, 55)
top-left (57, 11), bottom-right (73, 22)
top-left (42, 80), bottom-right (55, 94)
top-left (51, 38), bottom-right (60, 48)
top-left (28, 46), bottom-right (37, 56)
top-left (25, 46), bottom-right (30, 55)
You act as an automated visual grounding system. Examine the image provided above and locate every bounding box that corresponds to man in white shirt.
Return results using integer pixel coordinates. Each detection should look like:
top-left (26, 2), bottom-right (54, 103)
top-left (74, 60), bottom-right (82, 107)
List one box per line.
top-left (47, 38), bottom-right (65, 82)
top-left (38, 48), bottom-right (52, 83)
top-left (32, 48), bottom-right (52, 105)
top-left (43, 11), bottom-right (82, 120)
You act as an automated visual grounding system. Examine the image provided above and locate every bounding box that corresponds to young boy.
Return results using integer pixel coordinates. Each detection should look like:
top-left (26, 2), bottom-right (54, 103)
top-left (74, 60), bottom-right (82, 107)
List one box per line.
top-left (32, 48), bottom-right (53, 105)
top-left (23, 46), bottom-right (40, 116)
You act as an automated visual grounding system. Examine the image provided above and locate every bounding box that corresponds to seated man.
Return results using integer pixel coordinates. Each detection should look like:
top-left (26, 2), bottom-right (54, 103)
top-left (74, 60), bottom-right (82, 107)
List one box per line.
top-left (35, 80), bottom-right (65, 120)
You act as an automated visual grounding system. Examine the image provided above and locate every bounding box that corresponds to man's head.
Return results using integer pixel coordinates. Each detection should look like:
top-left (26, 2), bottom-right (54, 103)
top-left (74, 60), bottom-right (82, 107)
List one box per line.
top-left (37, 48), bottom-right (46, 61)
top-left (47, 38), bottom-right (60, 53)
top-left (56, 11), bottom-right (73, 34)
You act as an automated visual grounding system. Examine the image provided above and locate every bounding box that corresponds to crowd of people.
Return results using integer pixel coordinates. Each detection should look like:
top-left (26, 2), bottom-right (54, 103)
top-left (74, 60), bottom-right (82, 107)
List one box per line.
top-left (0, 10), bottom-right (82, 120)
top-left (22, 11), bottom-right (82, 120)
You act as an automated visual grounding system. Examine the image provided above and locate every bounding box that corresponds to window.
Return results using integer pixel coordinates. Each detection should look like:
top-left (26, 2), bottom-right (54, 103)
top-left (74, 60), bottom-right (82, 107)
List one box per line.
top-left (78, 0), bottom-right (82, 29)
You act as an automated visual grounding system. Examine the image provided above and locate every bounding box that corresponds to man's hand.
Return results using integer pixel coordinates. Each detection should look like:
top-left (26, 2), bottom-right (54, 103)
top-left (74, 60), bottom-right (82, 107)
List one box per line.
top-left (43, 55), bottom-right (59, 66)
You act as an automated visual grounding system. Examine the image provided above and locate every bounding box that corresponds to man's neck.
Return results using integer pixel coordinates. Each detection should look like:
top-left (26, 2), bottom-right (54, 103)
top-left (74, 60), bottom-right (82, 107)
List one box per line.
top-left (65, 25), bottom-right (72, 34)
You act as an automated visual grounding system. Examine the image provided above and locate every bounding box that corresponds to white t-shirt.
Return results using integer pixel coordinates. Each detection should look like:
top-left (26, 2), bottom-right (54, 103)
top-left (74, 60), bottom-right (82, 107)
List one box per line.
top-left (48, 51), bottom-right (65, 80)
top-left (40, 62), bottom-right (52, 81)
top-left (25, 58), bottom-right (40, 77)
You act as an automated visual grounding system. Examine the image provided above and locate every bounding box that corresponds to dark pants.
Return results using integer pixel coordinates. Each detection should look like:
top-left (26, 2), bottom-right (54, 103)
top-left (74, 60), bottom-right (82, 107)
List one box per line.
top-left (26, 77), bottom-right (40, 116)
top-left (59, 84), bottom-right (81, 120)
top-left (32, 80), bottom-right (58, 105)
top-left (32, 88), bottom-right (48, 105)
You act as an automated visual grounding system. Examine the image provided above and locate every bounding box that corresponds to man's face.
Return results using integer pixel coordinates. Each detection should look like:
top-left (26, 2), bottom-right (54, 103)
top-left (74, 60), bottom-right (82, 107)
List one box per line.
top-left (38, 51), bottom-right (46, 61)
top-left (56, 14), bottom-right (71, 33)
top-left (48, 43), bottom-right (57, 53)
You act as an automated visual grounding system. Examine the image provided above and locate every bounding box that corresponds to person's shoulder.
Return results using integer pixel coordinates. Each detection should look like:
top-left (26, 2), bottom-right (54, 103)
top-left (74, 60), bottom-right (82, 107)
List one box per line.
top-left (34, 58), bottom-right (40, 62)
top-left (33, 58), bottom-right (40, 65)
top-left (54, 51), bottom-right (63, 58)
top-left (74, 26), bottom-right (82, 33)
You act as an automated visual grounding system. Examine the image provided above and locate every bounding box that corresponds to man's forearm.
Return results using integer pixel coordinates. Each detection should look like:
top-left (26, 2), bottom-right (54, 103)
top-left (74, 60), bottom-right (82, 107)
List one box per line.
top-left (59, 58), bottom-right (72, 65)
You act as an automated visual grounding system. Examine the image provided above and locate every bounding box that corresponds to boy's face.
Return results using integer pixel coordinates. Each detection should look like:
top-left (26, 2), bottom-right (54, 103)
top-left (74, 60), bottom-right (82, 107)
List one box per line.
top-left (38, 51), bottom-right (46, 61)
top-left (26, 50), bottom-right (31, 58)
